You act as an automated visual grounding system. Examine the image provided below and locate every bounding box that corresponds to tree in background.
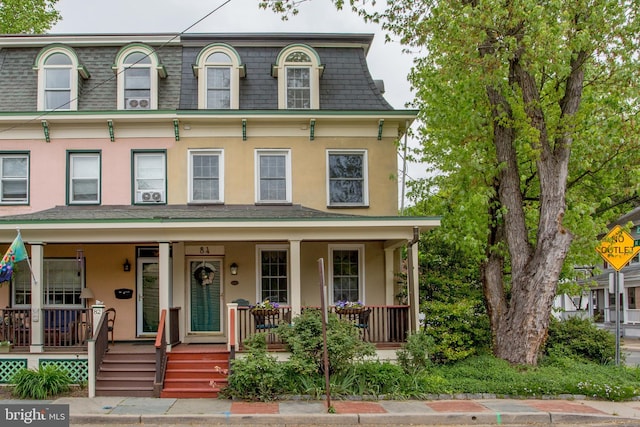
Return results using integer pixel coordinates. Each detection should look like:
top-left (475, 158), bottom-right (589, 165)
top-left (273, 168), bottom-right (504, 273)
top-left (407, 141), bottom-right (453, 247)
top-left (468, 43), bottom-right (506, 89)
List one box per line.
top-left (261, 0), bottom-right (640, 365)
top-left (0, 0), bottom-right (60, 34)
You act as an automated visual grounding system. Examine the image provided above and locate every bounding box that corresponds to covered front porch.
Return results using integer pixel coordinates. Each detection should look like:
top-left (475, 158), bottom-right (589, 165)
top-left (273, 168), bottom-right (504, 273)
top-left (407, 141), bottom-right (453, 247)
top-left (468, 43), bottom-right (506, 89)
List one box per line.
top-left (0, 205), bottom-right (438, 355)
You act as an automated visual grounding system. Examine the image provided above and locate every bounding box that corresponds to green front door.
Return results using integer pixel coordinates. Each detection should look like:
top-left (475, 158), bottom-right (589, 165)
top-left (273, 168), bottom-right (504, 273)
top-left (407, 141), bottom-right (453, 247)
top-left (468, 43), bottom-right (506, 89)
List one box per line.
top-left (189, 259), bottom-right (222, 333)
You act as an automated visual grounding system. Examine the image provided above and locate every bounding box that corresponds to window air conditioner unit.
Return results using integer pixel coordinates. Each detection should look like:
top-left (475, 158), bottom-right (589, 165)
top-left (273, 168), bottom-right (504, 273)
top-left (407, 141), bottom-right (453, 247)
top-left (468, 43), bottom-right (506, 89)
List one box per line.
top-left (141, 191), bottom-right (163, 203)
top-left (127, 98), bottom-right (150, 109)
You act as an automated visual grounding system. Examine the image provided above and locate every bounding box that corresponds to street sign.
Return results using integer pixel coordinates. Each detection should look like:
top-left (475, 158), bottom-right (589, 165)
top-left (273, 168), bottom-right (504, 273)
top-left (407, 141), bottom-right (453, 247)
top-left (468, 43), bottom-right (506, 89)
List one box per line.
top-left (596, 225), bottom-right (640, 271)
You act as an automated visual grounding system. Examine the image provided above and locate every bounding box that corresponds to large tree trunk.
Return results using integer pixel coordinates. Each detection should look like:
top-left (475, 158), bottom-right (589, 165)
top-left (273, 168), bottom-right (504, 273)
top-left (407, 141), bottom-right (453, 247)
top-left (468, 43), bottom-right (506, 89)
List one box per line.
top-left (481, 52), bottom-right (583, 365)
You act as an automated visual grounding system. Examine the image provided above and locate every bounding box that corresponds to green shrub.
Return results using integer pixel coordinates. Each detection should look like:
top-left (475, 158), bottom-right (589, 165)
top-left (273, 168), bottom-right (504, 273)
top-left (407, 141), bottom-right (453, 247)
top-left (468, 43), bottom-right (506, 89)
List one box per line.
top-left (544, 317), bottom-right (616, 364)
top-left (277, 309), bottom-right (375, 375)
top-left (11, 365), bottom-right (72, 399)
top-left (396, 331), bottom-right (433, 374)
top-left (220, 333), bottom-right (286, 401)
top-left (421, 298), bottom-right (491, 364)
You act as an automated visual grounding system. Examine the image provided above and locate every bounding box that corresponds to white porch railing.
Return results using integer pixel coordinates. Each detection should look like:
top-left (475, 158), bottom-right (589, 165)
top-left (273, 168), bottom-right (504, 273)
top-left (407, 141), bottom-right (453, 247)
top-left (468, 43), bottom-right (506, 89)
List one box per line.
top-left (625, 309), bottom-right (640, 324)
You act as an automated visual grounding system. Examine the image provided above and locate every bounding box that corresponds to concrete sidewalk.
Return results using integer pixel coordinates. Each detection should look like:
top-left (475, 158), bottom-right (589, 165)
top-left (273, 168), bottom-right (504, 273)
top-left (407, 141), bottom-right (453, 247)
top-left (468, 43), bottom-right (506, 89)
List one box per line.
top-left (3, 396), bottom-right (639, 426)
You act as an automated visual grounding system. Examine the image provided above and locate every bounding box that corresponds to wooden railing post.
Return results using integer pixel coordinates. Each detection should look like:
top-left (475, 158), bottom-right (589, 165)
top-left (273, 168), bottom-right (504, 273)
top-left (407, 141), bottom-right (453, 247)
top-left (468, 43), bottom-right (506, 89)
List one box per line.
top-left (227, 303), bottom-right (238, 353)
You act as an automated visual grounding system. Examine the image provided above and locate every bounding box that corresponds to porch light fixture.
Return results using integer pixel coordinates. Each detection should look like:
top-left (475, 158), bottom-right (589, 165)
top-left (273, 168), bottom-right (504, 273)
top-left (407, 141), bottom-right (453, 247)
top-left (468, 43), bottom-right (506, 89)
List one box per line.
top-left (230, 262), bottom-right (238, 276)
top-left (123, 259), bottom-right (131, 272)
top-left (76, 248), bottom-right (84, 275)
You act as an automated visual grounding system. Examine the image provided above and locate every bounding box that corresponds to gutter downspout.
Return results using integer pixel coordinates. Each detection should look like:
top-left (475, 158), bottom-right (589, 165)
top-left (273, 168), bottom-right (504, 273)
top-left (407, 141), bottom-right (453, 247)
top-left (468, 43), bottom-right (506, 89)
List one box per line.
top-left (407, 226), bottom-right (420, 333)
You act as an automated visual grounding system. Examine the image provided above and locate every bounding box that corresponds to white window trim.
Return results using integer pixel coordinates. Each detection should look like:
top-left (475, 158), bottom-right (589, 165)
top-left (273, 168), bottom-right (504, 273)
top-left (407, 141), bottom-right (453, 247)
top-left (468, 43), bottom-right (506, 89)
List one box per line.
top-left (326, 149), bottom-right (369, 207)
top-left (35, 47), bottom-right (87, 111)
top-left (68, 152), bottom-right (101, 205)
top-left (328, 244), bottom-right (365, 305)
top-left (255, 244), bottom-right (290, 304)
top-left (0, 153), bottom-right (29, 205)
top-left (254, 149), bottom-right (292, 204)
top-left (114, 45), bottom-right (164, 111)
top-left (133, 151), bottom-right (166, 204)
top-left (193, 44), bottom-right (244, 110)
top-left (273, 44), bottom-right (323, 110)
top-left (188, 149), bottom-right (224, 204)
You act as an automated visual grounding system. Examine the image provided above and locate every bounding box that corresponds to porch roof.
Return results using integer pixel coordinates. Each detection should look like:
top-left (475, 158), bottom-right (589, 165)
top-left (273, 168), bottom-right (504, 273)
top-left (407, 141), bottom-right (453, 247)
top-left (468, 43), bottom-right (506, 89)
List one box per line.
top-left (0, 205), bottom-right (440, 243)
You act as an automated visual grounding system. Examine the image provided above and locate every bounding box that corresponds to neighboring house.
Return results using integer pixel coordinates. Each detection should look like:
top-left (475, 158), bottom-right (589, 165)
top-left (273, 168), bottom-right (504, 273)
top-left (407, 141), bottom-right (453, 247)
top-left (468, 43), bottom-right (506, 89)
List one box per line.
top-left (554, 206), bottom-right (640, 336)
top-left (0, 33), bottom-right (439, 396)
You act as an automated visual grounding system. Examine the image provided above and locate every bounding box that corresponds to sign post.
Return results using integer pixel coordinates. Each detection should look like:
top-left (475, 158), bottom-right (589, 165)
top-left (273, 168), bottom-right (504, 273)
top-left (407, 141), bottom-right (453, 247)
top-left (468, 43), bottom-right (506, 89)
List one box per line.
top-left (596, 225), bottom-right (640, 365)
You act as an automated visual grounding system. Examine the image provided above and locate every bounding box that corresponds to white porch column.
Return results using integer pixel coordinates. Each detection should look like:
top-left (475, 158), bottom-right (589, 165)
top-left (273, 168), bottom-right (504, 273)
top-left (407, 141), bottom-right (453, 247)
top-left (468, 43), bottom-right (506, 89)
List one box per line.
top-left (29, 242), bottom-right (44, 353)
top-left (384, 247), bottom-right (395, 305)
top-left (289, 239), bottom-right (301, 316)
top-left (408, 243), bottom-right (420, 333)
top-left (159, 242), bottom-right (171, 348)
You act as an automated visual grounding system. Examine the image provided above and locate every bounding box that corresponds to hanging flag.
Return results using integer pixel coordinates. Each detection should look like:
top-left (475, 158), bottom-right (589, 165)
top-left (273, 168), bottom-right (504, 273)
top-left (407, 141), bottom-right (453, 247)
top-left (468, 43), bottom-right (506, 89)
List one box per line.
top-left (0, 233), bottom-right (28, 283)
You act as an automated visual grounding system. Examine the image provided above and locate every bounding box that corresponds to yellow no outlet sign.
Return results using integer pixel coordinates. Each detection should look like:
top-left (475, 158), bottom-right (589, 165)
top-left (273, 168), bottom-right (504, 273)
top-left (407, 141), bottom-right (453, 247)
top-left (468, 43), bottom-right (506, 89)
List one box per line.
top-left (596, 225), bottom-right (640, 271)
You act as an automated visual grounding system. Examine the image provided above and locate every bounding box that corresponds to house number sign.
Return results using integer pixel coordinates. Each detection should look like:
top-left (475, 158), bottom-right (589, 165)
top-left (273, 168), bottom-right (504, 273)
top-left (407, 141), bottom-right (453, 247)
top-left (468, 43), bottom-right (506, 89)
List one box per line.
top-left (185, 245), bottom-right (224, 256)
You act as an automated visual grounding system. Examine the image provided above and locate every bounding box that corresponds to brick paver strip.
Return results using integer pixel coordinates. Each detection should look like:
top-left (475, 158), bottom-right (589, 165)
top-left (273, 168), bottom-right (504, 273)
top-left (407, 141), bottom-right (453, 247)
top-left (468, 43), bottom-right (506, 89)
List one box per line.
top-left (427, 400), bottom-right (490, 412)
top-left (525, 400), bottom-right (606, 414)
top-left (231, 402), bottom-right (279, 414)
top-left (332, 401), bottom-right (387, 414)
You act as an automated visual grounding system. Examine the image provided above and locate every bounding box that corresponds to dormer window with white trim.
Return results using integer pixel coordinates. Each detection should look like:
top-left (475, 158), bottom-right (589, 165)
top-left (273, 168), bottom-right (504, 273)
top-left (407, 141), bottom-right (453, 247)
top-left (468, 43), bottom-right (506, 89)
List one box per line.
top-left (272, 44), bottom-right (323, 110)
top-left (35, 46), bottom-right (89, 111)
top-left (193, 44), bottom-right (245, 109)
top-left (114, 45), bottom-right (166, 110)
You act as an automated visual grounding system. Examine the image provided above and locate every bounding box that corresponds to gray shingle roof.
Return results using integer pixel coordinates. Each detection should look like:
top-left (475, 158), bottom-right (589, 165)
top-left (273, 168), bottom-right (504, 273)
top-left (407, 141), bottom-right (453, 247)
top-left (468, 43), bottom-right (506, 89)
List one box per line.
top-left (0, 204), bottom-right (359, 223)
top-left (0, 33), bottom-right (394, 112)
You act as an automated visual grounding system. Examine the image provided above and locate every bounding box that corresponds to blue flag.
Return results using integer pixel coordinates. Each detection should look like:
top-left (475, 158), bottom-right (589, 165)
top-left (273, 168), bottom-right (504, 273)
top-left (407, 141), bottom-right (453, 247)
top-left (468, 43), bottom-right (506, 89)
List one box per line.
top-left (0, 233), bottom-right (28, 283)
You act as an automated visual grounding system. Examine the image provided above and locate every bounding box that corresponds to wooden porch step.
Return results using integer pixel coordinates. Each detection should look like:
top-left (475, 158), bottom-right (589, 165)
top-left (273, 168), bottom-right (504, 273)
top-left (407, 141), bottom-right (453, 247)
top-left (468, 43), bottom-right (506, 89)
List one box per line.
top-left (95, 347), bottom-right (156, 397)
top-left (159, 386), bottom-right (223, 399)
top-left (94, 385), bottom-right (155, 397)
top-left (160, 346), bottom-right (230, 399)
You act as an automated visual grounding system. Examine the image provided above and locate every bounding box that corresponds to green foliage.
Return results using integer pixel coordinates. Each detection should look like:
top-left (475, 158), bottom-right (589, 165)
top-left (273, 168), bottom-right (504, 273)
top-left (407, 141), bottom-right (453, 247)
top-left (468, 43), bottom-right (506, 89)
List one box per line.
top-left (396, 331), bottom-right (433, 374)
top-left (422, 299), bottom-right (491, 364)
top-left (276, 309), bottom-right (375, 375)
top-left (220, 333), bottom-right (286, 401)
top-left (417, 354), bottom-right (640, 401)
top-left (0, 0), bottom-right (61, 33)
top-left (11, 365), bottom-right (72, 399)
top-left (544, 317), bottom-right (616, 365)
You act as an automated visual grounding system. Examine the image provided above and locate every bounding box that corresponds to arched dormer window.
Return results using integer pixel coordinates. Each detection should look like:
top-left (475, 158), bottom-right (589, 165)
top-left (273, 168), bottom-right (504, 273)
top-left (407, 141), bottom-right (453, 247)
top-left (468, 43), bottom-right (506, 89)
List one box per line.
top-left (34, 46), bottom-right (90, 111)
top-left (113, 44), bottom-right (167, 110)
top-left (193, 44), bottom-right (245, 109)
top-left (272, 44), bottom-right (323, 110)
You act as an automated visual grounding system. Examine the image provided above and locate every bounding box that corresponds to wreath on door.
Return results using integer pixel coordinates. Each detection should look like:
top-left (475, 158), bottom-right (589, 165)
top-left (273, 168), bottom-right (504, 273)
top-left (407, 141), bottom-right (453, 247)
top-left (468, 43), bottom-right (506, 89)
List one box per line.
top-left (194, 263), bottom-right (216, 286)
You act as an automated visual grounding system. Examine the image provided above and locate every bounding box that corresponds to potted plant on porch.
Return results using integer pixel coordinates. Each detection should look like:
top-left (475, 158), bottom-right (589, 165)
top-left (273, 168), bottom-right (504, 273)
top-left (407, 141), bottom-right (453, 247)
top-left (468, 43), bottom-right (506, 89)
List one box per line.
top-left (335, 300), bottom-right (364, 315)
top-left (250, 300), bottom-right (280, 316)
top-left (0, 340), bottom-right (11, 353)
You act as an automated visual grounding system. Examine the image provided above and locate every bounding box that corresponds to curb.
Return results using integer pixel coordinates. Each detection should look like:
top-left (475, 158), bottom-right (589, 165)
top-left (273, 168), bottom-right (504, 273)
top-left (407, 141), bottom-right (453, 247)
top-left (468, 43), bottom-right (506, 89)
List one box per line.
top-left (69, 412), bottom-right (636, 426)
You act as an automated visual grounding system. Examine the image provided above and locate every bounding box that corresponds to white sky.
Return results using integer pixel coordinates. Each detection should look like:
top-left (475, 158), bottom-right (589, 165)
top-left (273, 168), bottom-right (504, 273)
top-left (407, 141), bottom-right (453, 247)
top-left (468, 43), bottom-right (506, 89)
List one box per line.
top-left (50, 0), bottom-right (425, 206)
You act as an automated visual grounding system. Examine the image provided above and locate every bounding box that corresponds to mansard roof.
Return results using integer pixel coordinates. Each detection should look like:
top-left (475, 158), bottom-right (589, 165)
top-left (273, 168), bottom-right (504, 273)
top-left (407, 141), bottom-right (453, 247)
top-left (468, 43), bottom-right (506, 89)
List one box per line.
top-left (0, 33), bottom-right (394, 112)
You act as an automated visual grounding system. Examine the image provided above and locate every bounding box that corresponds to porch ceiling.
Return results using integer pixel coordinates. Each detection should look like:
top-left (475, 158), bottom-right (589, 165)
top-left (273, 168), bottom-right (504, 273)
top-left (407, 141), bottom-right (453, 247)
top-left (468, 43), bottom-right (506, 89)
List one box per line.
top-left (0, 204), bottom-right (440, 244)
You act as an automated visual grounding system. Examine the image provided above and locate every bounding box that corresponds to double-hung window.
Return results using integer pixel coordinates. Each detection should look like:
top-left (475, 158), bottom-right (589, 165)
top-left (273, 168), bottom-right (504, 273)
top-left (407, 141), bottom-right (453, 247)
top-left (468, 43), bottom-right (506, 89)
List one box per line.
top-left (0, 153), bottom-right (28, 204)
top-left (43, 53), bottom-right (72, 111)
top-left (273, 45), bottom-right (323, 110)
top-left (13, 259), bottom-right (83, 307)
top-left (327, 150), bottom-right (368, 207)
top-left (68, 152), bottom-right (100, 204)
top-left (115, 45), bottom-right (166, 110)
top-left (329, 245), bottom-right (364, 304)
top-left (189, 149), bottom-right (223, 203)
top-left (206, 53), bottom-right (232, 109)
top-left (134, 151), bottom-right (166, 204)
top-left (194, 44), bottom-right (244, 110)
top-left (124, 52), bottom-right (151, 110)
top-left (257, 246), bottom-right (289, 304)
top-left (255, 150), bottom-right (291, 204)
top-left (286, 62), bottom-right (311, 109)
top-left (35, 46), bottom-right (87, 111)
